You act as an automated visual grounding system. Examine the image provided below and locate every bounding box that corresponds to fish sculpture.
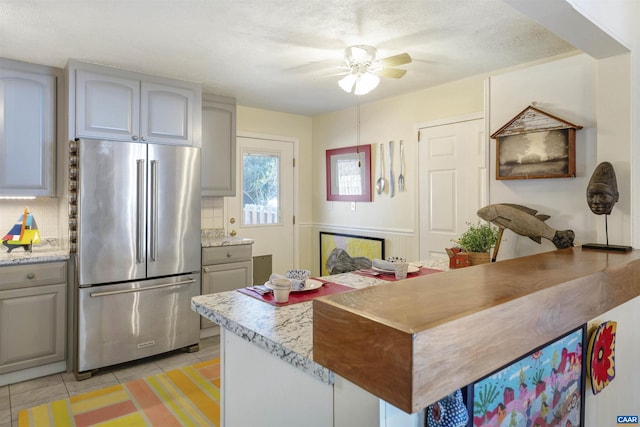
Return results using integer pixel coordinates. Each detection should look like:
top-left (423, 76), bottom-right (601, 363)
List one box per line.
top-left (477, 203), bottom-right (574, 249)
top-left (2, 208), bottom-right (41, 253)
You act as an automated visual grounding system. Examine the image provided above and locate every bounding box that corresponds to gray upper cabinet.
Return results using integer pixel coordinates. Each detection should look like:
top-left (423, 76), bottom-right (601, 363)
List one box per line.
top-left (69, 60), bottom-right (202, 146)
top-left (74, 69), bottom-right (140, 141)
top-left (201, 95), bottom-right (236, 196)
top-left (0, 59), bottom-right (59, 197)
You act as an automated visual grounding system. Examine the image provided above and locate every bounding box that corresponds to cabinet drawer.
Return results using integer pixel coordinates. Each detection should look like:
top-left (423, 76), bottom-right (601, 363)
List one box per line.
top-left (0, 262), bottom-right (67, 290)
top-left (202, 245), bottom-right (252, 265)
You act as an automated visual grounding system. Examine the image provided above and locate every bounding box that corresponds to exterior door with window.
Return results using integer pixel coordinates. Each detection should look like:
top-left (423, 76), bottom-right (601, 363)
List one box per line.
top-left (226, 136), bottom-right (295, 280)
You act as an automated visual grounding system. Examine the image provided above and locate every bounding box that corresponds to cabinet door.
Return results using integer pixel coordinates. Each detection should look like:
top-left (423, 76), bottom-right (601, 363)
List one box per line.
top-left (0, 283), bottom-right (66, 374)
top-left (75, 69), bottom-right (140, 141)
top-left (141, 82), bottom-right (195, 145)
top-left (0, 64), bottom-right (56, 196)
top-left (201, 100), bottom-right (236, 196)
top-left (201, 261), bottom-right (252, 329)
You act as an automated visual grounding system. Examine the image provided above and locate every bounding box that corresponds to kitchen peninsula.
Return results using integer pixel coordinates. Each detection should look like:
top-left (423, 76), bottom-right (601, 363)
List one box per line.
top-left (192, 248), bottom-right (640, 427)
top-left (191, 257), bottom-right (447, 427)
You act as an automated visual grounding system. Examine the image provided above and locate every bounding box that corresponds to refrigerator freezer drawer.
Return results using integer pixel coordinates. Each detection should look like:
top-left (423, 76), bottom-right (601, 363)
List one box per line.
top-left (77, 273), bottom-right (200, 373)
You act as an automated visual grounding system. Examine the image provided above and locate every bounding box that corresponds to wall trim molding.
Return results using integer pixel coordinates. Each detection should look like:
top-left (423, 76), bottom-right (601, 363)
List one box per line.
top-left (312, 223), bottom-right (414, 236)
top-left (237, 131), bottom-right (298, 143)
top-left (415, 111), bottom-right (484, 130)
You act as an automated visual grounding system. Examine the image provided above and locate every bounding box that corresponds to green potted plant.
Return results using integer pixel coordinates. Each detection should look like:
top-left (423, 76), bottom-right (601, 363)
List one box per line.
top-left (453, 221), bottom-right (500, 265)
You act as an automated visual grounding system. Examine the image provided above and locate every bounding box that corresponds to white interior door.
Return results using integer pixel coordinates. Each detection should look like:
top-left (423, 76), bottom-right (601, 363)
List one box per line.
top-left (418, 116), bottom-right (487, 260)
top-left (225, 136), bottom-right (295, 278)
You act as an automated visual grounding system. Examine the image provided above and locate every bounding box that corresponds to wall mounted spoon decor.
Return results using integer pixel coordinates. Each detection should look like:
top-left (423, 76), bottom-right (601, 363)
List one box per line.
top-left (398, 140), bottom-right (405, 191)
top-left (388, 140), bottom-right (395, 197)
top-left (376, 143), bottom-right (386, 195)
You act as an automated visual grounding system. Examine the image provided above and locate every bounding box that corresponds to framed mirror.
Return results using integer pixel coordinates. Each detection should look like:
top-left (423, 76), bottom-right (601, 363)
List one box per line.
top-left (325, 145), bottom-right (372, 202)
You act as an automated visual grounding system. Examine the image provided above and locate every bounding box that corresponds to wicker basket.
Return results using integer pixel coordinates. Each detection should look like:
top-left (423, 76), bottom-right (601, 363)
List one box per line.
top-left (467, 251), bottom-right (490, 266)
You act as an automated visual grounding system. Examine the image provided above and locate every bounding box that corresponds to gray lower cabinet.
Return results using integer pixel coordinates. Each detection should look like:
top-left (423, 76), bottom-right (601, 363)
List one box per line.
top-left (0, 262), bottom-right (67, 375)
top-left (201, 245), bottom-right (252, 329)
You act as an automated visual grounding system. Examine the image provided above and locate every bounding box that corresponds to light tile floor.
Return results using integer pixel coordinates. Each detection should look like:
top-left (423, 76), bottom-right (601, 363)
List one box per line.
top-left (0, 335), bottom-right (220, 427)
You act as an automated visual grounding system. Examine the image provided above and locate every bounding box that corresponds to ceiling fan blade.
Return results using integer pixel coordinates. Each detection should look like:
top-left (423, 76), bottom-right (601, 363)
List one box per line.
top-left (376, 68), bottom-right (407, 79)
top-left (377, 53), bottom-right (412, 67)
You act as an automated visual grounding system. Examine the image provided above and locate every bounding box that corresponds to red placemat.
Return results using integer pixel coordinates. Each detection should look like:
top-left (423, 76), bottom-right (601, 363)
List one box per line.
top-left (237, 279), bottom-right (355, 306)
top-left (354, 267), bottom-right (442, 281)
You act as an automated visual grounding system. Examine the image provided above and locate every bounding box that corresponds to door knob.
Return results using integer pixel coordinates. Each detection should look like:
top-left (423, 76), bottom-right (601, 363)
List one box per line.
top-left (229, 230), bottom-right (237, 237)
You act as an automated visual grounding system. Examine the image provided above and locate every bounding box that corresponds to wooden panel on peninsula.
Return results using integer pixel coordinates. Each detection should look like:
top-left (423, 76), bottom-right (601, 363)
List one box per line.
top-left (313, 248), bottom-right (640, 413)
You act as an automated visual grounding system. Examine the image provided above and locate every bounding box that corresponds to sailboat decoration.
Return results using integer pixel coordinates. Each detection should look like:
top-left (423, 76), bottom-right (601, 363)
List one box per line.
top-left (2, 208), bottom-right (41, 253)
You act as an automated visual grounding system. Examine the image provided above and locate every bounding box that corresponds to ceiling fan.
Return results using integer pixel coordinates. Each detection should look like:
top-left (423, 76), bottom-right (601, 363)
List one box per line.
top-left (337, 45), bottom-right (412, 96)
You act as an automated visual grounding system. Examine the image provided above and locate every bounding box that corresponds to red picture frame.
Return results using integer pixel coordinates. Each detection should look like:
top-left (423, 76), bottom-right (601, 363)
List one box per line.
top-left (325, 145), bottom-right (372, 202)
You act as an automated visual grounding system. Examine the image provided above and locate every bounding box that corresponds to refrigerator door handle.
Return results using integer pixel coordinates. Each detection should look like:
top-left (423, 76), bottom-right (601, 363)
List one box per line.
top-left (136, 159), bottom-right (145, 263)
top-left (150, 159), bottom-right (159, 261)
top-left (89, 278), bottom-right (197, 297)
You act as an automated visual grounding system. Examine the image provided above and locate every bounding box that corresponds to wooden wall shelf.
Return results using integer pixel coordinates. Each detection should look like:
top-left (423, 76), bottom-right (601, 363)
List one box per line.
top-left (313, 248), bottom-right (640, 413)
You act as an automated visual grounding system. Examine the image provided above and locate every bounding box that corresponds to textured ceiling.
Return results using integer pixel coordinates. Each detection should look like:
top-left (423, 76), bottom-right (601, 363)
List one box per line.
top-left (0, 0), bottom-right (577, 115)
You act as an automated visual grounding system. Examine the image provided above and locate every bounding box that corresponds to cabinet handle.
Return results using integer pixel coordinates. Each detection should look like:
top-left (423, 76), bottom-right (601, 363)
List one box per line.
top-left (132, 135), bottom-right (139, 141)
top-left (150, 160), bottom-right (159, 261)
top-left (90, 278), bottom-right (196, 297)
top-left (26, 273), bottom-right (35, 279)
top-left (136, 159), bottom-right (145, 263)
top-left (204, 267), bottom-right (211, 273)
top-left (227, 253), bottom-right (232, 258)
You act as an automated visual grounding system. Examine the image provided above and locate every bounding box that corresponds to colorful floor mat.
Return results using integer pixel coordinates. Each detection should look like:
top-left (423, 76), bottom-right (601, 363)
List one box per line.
top-left (18, 358), bottom-right (220, 427)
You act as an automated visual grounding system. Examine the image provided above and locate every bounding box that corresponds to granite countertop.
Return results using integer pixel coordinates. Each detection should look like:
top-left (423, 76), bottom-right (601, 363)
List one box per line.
top-left (0, 239), bottom-right (69, 266)
top-left (191, 257), bottom-right (449, 384)
top-left (201, 229), bottom-right (254, 248)
top-left (0, 230), bottom-right (253, 266)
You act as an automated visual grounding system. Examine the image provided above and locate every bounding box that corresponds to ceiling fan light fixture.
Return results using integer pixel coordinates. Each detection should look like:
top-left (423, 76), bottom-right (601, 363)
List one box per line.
top-left (338, 73), bottom-right (357, 93)
top-left (338, 70), bottom-right (380, 96)
top-left (354, 72), bottom-right (380, 95)
top-left (338, 44), bottom-right (408, 96)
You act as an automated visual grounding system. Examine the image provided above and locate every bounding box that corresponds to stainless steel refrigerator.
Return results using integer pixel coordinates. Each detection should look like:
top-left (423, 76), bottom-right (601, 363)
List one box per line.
top-left (70, 139), bottom-right (201, 377)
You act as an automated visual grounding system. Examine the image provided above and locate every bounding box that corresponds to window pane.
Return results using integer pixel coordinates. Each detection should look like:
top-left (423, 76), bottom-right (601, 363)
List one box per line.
top-left (336, 158), bottom-right (362, 195)
top-left (242, 152), bottom-right (279, 225)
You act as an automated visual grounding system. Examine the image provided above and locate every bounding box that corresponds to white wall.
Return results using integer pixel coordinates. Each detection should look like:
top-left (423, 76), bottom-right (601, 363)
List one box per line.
top-left (311, 76), bottom-right (485, 273)
top-left (488, 54), bottom-right (599, 259)
top-left (569, 0), bottom-right (640, 247)
top-left (0, 199), bottom-right (59, 240)
top-left (585, 296), bottom-right (640, 425)
top-left (554, 1), bottom-right (640, 423)
top-left (489, 52), bottom-right (632, 260)
top-left (594, 53), bottom-right (632, 245)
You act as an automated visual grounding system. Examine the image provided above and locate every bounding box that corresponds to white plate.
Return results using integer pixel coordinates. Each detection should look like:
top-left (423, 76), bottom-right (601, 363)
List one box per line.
top-left (372, 265), bottom-right (420, 274)
top-left (264, 278), bottom-right (324, 292)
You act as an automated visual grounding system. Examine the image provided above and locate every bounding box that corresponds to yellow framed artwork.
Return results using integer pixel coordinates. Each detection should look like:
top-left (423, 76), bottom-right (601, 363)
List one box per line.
top-left (319, 232), bottom-right (384, 276)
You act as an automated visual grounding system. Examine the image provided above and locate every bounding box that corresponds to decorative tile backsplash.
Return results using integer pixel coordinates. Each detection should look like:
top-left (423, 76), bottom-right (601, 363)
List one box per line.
top-left (0, 199), bottom-right (60, 239)
top-left (201, 196), bottom-right (225, 230)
